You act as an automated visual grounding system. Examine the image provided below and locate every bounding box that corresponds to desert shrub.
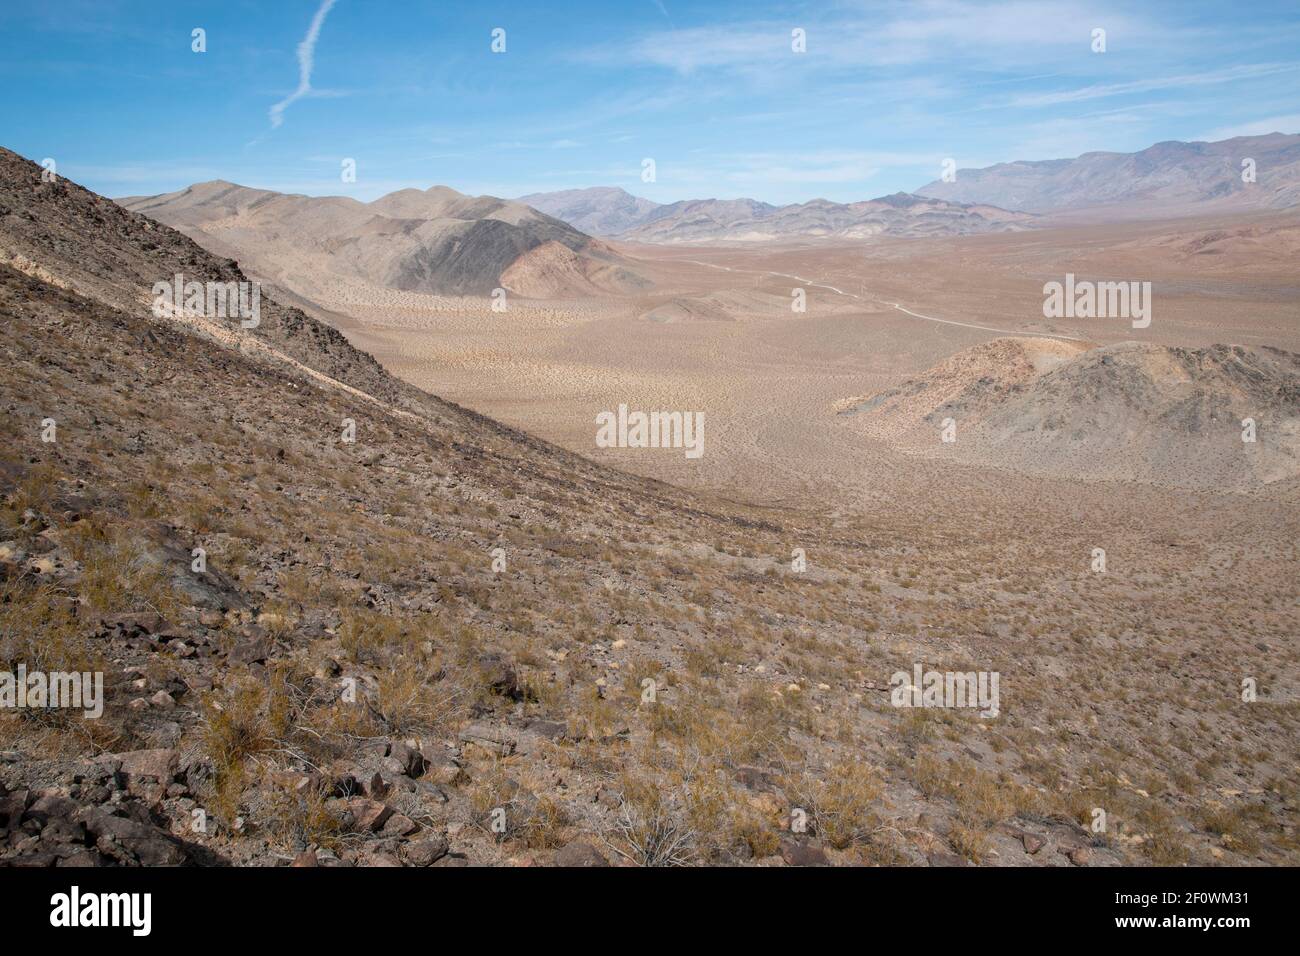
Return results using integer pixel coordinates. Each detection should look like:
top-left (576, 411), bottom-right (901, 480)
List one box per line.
top-left (203, 676), bottom-right (287, 824)
top-left (605, 775), bottom-right (697, 866)
top-left (783, 761), bottom-right (882, 849)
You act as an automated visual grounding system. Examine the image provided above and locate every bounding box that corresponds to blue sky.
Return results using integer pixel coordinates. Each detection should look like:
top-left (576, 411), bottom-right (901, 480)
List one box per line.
top-left (1, 0), bottom-right (1297, 205)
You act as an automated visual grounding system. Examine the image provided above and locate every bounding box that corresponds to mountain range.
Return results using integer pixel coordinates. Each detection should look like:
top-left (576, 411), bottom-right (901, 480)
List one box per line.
top-left (524, 132), bottom-right (1300, 240)
top-left (521, 189), bottom-right (1033, 242)
top-left (114, 133), bottom-right (1300, 301)
top-left (916, 132), bottom-right (1300, 215)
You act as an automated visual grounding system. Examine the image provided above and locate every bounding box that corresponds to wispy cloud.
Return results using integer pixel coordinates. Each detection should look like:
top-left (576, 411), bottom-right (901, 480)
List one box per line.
top-left (582, 2), bottom-right (1147, 74)
top-left (1009, 62), bottom-right (1300, 107)
top-left (268, 0), bottom-right (339, 130)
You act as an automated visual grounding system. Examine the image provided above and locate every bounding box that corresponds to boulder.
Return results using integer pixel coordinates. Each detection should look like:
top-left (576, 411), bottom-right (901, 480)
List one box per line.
top-left (346, 798), bottom-right (393, 833)
top-left (554, 840), bottom-right (610, 867)
top-left (780, 838), bottom-right (830, 867)
top-left (458, 722), bottom-right (517, 757)
top-left (404, 835), bottom-right (450, 867)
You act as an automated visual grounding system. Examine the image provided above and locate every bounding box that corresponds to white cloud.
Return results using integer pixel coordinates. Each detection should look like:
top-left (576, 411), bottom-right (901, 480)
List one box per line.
top-left (269, 0), bottom-right (339, 130)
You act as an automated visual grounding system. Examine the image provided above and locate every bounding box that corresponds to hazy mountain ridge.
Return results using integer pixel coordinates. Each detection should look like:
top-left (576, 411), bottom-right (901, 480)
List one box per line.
top-left (621, 192), bottom-right (1032, 242)
top-left (916, 133), bottom-right (1300, 215)
top-left (521, 187), bottom-right (1031, 242)
top-left (522, 134), bottom-right (1300, 240)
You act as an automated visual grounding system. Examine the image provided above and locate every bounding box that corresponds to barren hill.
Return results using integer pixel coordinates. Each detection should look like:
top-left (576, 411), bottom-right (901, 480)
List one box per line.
top-left (119, 180), bottom-right (639, 299)
top-left (840, 337), bottom-right (1300, 489)
top-left (498, 239), bottom-right (650, 298)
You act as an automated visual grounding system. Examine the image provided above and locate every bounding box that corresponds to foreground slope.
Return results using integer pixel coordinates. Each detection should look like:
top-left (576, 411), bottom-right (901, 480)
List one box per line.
top-left (1, 148), bottom-right (1296, 867)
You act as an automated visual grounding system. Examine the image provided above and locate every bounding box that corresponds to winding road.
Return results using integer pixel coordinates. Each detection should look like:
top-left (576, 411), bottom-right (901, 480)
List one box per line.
top-left (678, 259), bottom-right (1085, 342)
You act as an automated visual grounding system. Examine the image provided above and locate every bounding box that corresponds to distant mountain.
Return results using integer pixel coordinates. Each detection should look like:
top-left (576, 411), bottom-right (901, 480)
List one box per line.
top-left (517, 186), bottom-right (661, 236)
top-left (119, 181), bottom-right (626, 297)
top-left (916, 133), bottom-right (1300, 216)
top-left (617, 192), bottom-right (1032, 242)
top-left (519, 188), bottom-right (1031, 243)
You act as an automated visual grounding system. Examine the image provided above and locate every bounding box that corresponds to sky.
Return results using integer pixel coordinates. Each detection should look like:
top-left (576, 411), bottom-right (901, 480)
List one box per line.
top-left (1, 0), bottom-right (1297, 205)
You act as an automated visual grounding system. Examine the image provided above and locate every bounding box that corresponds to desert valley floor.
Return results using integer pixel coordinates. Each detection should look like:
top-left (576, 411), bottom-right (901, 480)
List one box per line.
top-left (301, 211), bottom-right (1300, 501)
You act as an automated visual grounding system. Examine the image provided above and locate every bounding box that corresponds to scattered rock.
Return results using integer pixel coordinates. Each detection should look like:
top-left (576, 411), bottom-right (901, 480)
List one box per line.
top-left (380, 812), bottom-right (418, 838)
top-left (228, 635), bottom-right (271, 666)
top-left (780, 838), bottom-right (829, 867)
top-left (347, 798), bottom-right (394, 833)
top-left (1062, 845), bottom-right (1091, 866)
top-left (404, 835), bottom-right (450, 867)
top-left (459, 722), bottom-right (517, 757)
top-left (554, 840), bottom-right (609, 867)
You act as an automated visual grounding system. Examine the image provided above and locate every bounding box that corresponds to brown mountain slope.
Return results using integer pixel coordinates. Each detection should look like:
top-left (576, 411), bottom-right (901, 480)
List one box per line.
top-left (118, 179), bottom-right (642, 299)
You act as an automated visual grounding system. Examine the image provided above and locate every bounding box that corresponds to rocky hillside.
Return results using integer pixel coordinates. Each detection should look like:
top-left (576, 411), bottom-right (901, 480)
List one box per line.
top-left (917, 133), bottom-right (1300, 216)
top-left (1, 148), bottom-right (1296, 867)
top-left (839, 337), bottom-right (1300, 490)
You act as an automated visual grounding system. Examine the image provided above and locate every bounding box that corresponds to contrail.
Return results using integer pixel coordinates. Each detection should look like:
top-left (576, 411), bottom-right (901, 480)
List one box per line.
top-left (269, 0), bottom-right (339, 130)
